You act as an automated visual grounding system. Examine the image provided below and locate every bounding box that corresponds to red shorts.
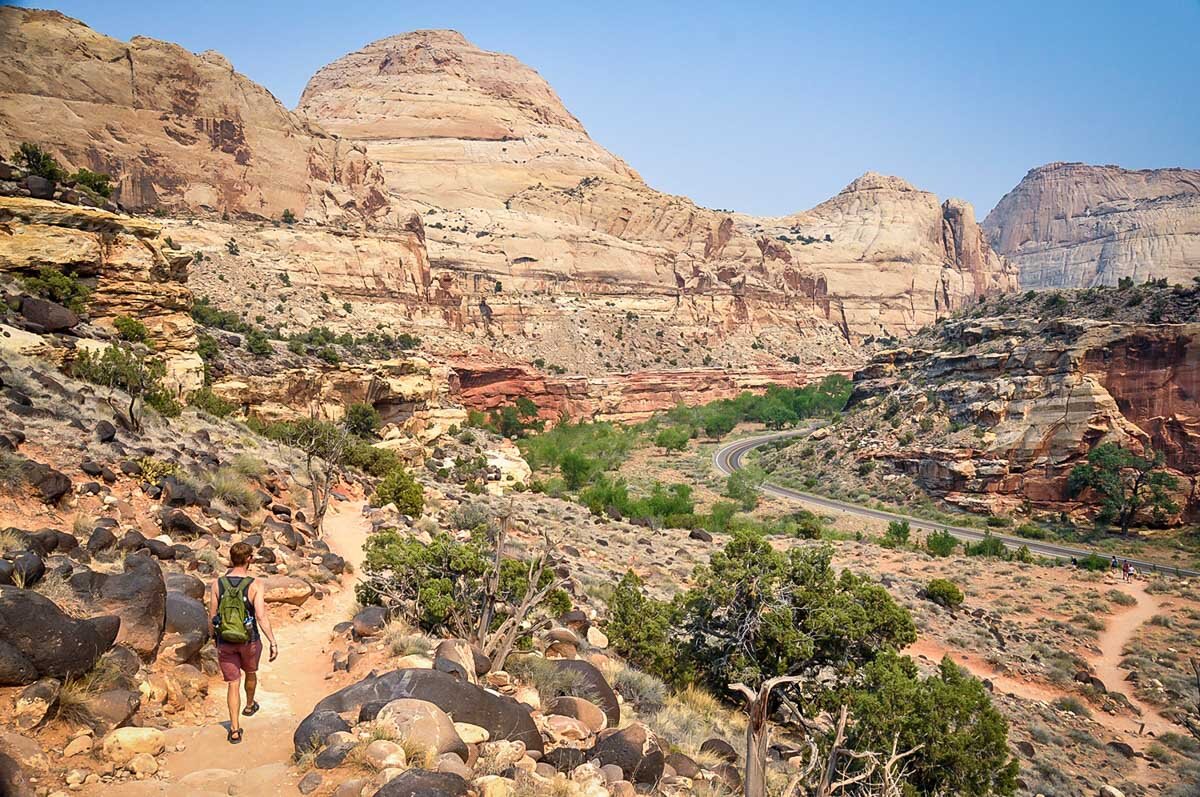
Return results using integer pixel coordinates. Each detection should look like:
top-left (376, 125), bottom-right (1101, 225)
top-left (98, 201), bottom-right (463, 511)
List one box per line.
top-left (217, 639), bottom-right (262, 682)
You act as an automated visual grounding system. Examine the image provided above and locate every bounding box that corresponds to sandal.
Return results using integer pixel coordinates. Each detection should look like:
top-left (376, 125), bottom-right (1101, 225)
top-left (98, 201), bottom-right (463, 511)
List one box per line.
top-left (227, 727), bottom-right (243, 745)
top-left (242, 701), bottom-right (260, 717)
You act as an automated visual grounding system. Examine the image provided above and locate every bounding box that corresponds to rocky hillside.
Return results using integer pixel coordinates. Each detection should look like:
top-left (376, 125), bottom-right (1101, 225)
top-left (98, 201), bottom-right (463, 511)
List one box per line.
top-left (985, 162), bottom-right (1200, 289)
top-left (0, 7), bottom-right (399, 225)
top-left (759, 283), bottom-right (1200, 529)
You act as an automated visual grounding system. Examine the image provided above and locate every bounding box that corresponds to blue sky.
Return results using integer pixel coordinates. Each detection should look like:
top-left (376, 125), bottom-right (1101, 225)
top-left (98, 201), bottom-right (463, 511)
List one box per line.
top-left (10, 0), bottom-right (1199, 216)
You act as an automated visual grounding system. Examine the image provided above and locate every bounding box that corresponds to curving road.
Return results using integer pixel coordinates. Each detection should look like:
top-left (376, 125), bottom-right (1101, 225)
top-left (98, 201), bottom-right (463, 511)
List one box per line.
top-left (713, 431), bottom-right (1200, 578)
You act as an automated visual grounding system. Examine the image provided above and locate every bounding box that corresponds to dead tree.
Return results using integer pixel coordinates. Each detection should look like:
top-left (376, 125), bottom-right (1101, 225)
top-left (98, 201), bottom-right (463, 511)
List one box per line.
top-left (731, 681), bottom-right (922, 797)
top-left (289, 416), bottom-right (350, 534)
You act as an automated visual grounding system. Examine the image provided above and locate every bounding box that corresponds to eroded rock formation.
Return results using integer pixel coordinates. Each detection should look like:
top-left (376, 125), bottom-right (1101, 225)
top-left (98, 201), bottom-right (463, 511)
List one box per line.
top-left (984, 162), bottom-right (1200, 289)
top-left (0, 7), bottom-right (396, 225)
top-left (0, 196), bottom-right (202, 391)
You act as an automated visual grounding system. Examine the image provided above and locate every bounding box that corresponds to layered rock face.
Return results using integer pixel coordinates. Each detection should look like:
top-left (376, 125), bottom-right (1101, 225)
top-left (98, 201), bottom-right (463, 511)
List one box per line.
top-left (297, 29), bottom-right (640, 209)
top-left (984, 162), bottom-right (1200, 289)
top-left (850, 317), bottom-right (1199, 520)
top-left (0, 7), bottom-right (396, 224)
top-left (210, 358), bottom-right (467, 463)
top-left (0, 196), bottom-right (202, 391)
top-left (300, 31), bottom-right (1016, 343)
top-left (448, 358), bottom-right (840, 423)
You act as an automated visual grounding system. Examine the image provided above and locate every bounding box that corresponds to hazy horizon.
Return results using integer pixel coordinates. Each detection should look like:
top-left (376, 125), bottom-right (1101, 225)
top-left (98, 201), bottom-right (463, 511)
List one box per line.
top-left (7, 0), bottom-right (1199, 217)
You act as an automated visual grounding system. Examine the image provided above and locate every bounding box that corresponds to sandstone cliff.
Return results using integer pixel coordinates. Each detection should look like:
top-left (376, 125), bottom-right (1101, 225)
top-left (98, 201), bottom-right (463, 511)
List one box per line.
top-left (0, 7), bottom-right (397, 225)
top-left (984, 162), bottom-right (1200, 289)
top-left (300, 31), bottom-right (1016, 342)
top-left (0, 195), bottom-right (202, 391)
top-left (297, 29), bottom-right (640, 209)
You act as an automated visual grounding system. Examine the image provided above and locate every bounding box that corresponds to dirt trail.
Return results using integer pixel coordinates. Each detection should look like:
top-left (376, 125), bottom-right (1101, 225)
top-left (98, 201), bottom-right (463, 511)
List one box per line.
top-left (91, 499), bottom-right (370, 797)
top-left (909, 578), bottom-right (1176, 746)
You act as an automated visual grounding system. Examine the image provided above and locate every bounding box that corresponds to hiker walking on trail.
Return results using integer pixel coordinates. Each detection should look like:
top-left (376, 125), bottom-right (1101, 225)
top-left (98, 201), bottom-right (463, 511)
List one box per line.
top-left (1121, 559), bottom-right (1131, 582)
top-left (208, 542), bottom-right (278, 744)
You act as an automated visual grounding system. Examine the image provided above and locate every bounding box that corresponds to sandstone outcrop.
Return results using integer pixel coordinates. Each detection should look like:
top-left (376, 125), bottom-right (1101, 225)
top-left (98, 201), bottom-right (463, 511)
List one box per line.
top-left (984, 162), bottom-right (1200, 289)
top-left (820, 314), bottom-right (1200, 520)
top-left (0, 196), bottom-right (202, 391)
top-left (0, 7), bottom-right (396, 225)
top-left (297, 29), bottom-right (640, 210)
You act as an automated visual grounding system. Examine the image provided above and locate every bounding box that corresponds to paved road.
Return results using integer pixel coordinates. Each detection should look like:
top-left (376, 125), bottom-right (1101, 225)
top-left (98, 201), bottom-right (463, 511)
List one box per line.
top-left (713, 431), bottom-right (1200, 578)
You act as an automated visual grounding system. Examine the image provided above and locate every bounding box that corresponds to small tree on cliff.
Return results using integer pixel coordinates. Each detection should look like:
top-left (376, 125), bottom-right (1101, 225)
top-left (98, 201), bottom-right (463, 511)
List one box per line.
top-left (1067, 443), bottom-right (1178, 535)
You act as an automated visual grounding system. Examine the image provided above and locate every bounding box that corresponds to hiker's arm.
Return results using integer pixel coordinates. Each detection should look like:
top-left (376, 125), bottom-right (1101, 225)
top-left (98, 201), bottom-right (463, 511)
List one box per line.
top-left (251, 584), bottom-right (278, 652)
top-left (208, 580), bottom-right (219, 624)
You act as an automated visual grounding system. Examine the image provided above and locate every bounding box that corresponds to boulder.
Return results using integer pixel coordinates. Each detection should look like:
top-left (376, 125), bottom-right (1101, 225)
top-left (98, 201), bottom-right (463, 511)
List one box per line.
top-left (14, 678), bottom-right (60, 730)
top-left (101, 727), bottom-right (165, 765)
top-left (165, 572), bottom-right (206, 601)
top-left (547, 696), bottom-right (607, 732)
top-left (352, 605), bottom-right (388, 638)
top-left (262, 575), bottom-right (314, 606)
top-left (433, 639), bottom-right (477, 683)
top-left (700, 737), bottom-right (739, 763)
top-left (18, 297), bottom-right (77, 332)
top-left (664, 751), bottom-right (701, 779)
top-left (552, 659), bottom-right (620, 727)
top-left (293, 710), bottom-right (351, 756)
top-left (161, 508), bottom-right (205, 537)
top-left (373, 769), bottom-right (470, 797)
top-left (94, 421), bottom-right (116, 443)
top-left (88, 688), bottom-right (141, 732)
top-left (0, 749), bottom-right (34, 797)
top-left (375, 698), bottom-right (468, 761)
top-left (590, 723), bottom-right (665, 784)
top-left (0, 585), bottom-right (117, 683)
top-left (86, 527), bottom-right (117, 554)
top-left (307, 668), bottom-right (543, 753)
top-left (73, 554), bottom-right (166, 660)
top-left (163, 592), bottom-right (210, 662)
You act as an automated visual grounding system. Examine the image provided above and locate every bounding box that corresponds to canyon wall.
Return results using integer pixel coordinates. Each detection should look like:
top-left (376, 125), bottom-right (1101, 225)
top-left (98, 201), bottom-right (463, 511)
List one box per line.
top-left (0, 7), bottom-right (398, 225)
top-left (984, 162), bottom-right (1200, 289)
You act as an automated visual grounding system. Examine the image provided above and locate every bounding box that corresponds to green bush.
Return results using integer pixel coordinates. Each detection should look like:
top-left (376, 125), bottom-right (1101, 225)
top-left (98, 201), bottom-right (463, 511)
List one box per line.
top-left (344, 441), bottom-right (401, 478)
top-left (1014, 523), bottom-right (1048, 540)
top-left (372, 467), bottom-right (424, 515)
top-left (559, 451), bottom-right (596, 490)
top-left (518, 419), bottom-right (639, 474)
top-left (653, 426), bottom-right (691, 452)
top-left (724, 464), bottom-right (765, 510)
top-left (1077, 553), bottom-right (1110, 572)
top-left (357, 529), bottom-right (569, 636)
top-left (605, 570), bottom-right (677, 681)
top-left (281, 208), bottom-right (296, 224)
top-left (844, 653), bottom-right (1018, 796)
top-left (344, 402), bottom-right (382, 438)
top-left (112, 315), bottom-right (149, 343)
top-left (12, 143), bottom-right (65, 181)
top-left (245, 328), bottom-right (272, 356)
top-left (925, 529), bottom-right (958, 557)
top-left (965, 532), bottom-right (1008, 559)
top-left (69, 167), bottom-right (113, 198)
top-left (20, 267), bottom-right (90, 313)
top-left (71, 345), bottom-right (180, 419)
top-left (924, 578), bottom-right (964, 608)
top-left (882, 519), bottom-right (911, 547)
top-left (188, 387), bottom-right (236, 418)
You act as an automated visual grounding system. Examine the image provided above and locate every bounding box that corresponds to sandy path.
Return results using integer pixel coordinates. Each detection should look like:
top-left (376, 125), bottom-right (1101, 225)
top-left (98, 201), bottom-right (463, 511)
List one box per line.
top-left (92, 499), bottom-right (370, 796)
top-left (908, 578), bottom-right (1176, 746)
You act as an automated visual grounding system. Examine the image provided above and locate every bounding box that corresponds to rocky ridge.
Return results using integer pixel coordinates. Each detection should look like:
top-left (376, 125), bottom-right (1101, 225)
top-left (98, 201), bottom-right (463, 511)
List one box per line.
top-left (984, 162), bottom-right (1200, 289)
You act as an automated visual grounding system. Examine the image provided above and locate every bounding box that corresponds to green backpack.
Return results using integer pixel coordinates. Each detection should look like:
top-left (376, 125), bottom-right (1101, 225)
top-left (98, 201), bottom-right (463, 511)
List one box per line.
top-left (216, 577), bottom-right (253, 644)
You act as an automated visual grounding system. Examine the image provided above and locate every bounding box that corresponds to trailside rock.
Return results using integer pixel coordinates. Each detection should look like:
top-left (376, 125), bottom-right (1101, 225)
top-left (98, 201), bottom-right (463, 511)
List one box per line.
top-left (352, 605), bottom-right (388, 638)
top-left (261, 575), bottom-right (314, 606)
top-left (293, 710), bottom-right (351, 756)
top-left (73, 554), bottom-right (166, 661)
top-left (0, 585), bottom-right (118, 683)
top-left (552, 659), bottom-right (620, 727)
top-left (374, 698), bottom-right (468, 761)
top-left (590, 724), bottom-right (665, 784)
top-left (433, 639), bottom-right (477, 683)
top-left (307, 668), bottom-right (543, 753)
top-left (101, 727), bottom-right (165, 766)
top-left (372, 769), bottom-right (470, 797)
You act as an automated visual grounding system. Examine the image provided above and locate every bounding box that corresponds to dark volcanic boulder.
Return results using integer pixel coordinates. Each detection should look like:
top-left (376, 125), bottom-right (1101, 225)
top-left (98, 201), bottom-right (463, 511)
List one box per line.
top-left (0, 585), bottom-right (117, 684)
top-left (9, 553), bottom-right (45, 588)
top-left (71, 555), bottom-right (166, 661)
top-left (552, 658), bottom-right (620, 727)
top-left (19, 297), bottom-right (77, 332)
top-left (0, 640), bottom-right (37, 685)
top-left (20, 462), bottom-right (70, 505)
top-left (86, 526), bottom-right (117, 555)
top-left (308, 668), bottom-right (543, 753)
top-left (352, 605), bottom-right (388, 638)
top-left (165, 572), bottom-right (206, 601)
top-left (0, 748), bottom-right (34, 797)
top-left (293, 710), bottom-right (351, 755)
top-left (591, 723), bottom-right (665, 784)
top-left (163, 592), bottom-right (209, 662)
top-left (373, 769), bottom-right (469, 797)
top-left (161, 509), bottom-right (204, 537)
top-left (160, 477), bottom-right (200, 508)
top-left (700, 737), bottom-right (739, 763)
top-left (94, 420), bottom-right (116, 443)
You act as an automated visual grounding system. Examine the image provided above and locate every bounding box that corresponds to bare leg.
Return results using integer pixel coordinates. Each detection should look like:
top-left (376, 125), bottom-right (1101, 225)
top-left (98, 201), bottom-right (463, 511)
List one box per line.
top-left (226, 680), bottom-right (242, 731)
top-left (244, 672), bottom-right (257, 709)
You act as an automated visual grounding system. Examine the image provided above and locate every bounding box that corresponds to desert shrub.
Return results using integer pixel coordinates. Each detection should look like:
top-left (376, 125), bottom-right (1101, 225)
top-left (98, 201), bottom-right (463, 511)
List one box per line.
top-left (230, 454), bottom-right (266, 478)
top-left (245, 328), bottom-right (272, 356)
top-left (450, 501), bottom-right (492, 531)
top-left (724, 464), bottom-right (765, 511)
top-left (69, 167), bottom-right (113, 198)
top-left (965, 532), bottom-right (1008, 559)
top-left (206, 467), bottom-right (257, 513)
top-left (12, 143), bottom-right (65, 181)
top-left (924, 578), bottom-right (964, 608)
top-left (843, 653), bottom-right (1019, 797)
top-left (281, 208), bottom-right (296, 224)
top-left (925, 529), bottom-right (958, 557)
top-left (518, 419), bottom-right (639, 474)
top-left (135, 457), bottom-right (178, 483)
top-left (653, 425), bottom-right (691, 452)
top-left (605, 570), bottom-right (677, 682)
top-left (607, 663), bottom-right (668, 714)
top-left (506, 654), bottom-right (597, 705)
top-left (188, 387), bottom-right (236, 418)
top-left (20, 266), bottom-right (90, 313)
top-left (344, 441), bottom-right (401, 478)
top-left (371, 467), bottom-right (424, 516)
top-left (358, 529), bottom-right (569, 639)
top-left (882, 519), bottom-right (911, 547)
top-left (1014, 522), bottom-right (1048, 540)
top-left (1077, 553), bottom-right (1110, 571)
top-left (1107, 589), bottom-right (1137, 607)
top-left (71, 345), bottom-right (181, 421)
top-left (112, 315), bottom-right (149, 343)
top-left (1052, 695), bottom-right (1091, 717)
top-left (0, 452), bottom-right (27, 491)
top-left (344, 402), bottom-right (382, 437)
top-left (559, 451), bottom-right (596, 490)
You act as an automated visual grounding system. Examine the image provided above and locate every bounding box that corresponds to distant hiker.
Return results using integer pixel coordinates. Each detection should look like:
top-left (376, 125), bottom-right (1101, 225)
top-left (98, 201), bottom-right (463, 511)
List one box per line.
top-left (1111, 555), bottom-right (1119, 570)
top-left (1121, 559), bottom-right (1131, 582)
top-left (208, 541), bottom-right (278, 744)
